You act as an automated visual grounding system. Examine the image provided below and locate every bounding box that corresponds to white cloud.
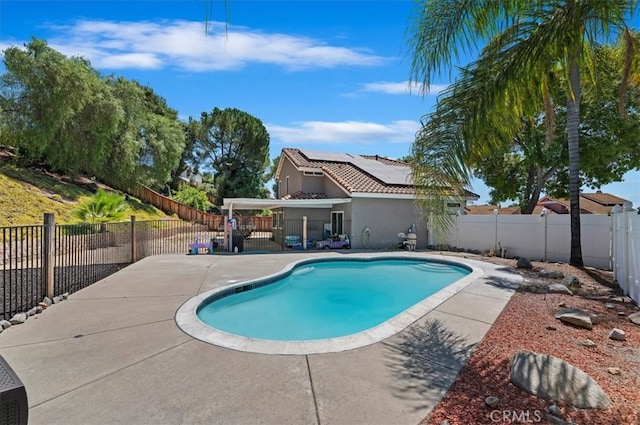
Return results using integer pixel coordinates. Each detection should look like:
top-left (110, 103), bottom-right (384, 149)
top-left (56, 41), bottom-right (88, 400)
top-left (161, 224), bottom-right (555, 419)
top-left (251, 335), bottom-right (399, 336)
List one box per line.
top-left (267, 120), bottom-right (420, 145)
top-left (359, 81), bottom-right (449, 96)
top-left (25, 19), bottom-right (386, 71)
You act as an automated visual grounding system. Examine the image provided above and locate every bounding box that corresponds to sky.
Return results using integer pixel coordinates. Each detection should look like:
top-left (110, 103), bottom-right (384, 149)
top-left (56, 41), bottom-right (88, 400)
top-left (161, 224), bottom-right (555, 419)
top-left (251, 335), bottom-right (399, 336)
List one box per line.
top-left (0, 0), bottom-right (638, 207)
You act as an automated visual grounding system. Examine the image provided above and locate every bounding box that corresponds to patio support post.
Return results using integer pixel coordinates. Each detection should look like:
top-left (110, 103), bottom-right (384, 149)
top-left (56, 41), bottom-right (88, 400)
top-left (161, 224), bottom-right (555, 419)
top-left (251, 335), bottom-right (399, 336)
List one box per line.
top-left (43, 213), bottom-right (55, 299)
top-left (303, 216), bottom-right (308, 250)
top-left (228, 203), bottom-right (234, 252)
top-left (223, 215), bottom-right (229, 251)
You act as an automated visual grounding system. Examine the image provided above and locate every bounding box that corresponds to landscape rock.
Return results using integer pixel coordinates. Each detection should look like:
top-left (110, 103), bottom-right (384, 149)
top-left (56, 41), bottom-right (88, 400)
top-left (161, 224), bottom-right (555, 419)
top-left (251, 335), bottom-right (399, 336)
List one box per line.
top-left (62, 292), bottom-right (69, 300)
top-left (516, 257), bottom-right (532, 269)
top-left (0, 319), bottom-right (11, 329)
top-left (548, 404), bottom-right (563, 417)
top-left (26, 307), bottom-right (37, 316)
top-left (43, 296), bottom-right (53, 306)
top-left (53, 296), bottom-right (61, 304)
top-left (38, 302), bottom-right (48, 309)
top-left (561, 275), bottom-right (580, 287)
top-left (629, 311), bottom-right (640, 325)
top-left (605, 303), bottom-right (617, 309)
top-left (608, 328), bottom-right (626, 341)
top-left (607, 367), bottom-right (621, 375)
top-left (579, 339), bottom-right (596, 348)
top-left (9, 313), bottom-right (27, 325)
top-left (509, 351), bottom-right (611, 409)
top-left (548, 284), bottom-right (573, 295)
top-left (554, 308), bottom-right (593, 330)
top-left (485, 396), bottom-right (499, 408)
top-left (35, 306), bottom-right (43, 314)
top-left (539, 269), bottom-right (564, 279)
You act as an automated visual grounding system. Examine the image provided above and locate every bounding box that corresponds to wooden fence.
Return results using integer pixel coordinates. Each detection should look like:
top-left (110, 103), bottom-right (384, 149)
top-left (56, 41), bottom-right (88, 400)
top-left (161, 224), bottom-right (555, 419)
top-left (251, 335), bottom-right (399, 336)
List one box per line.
top-left (131, 186), bottom-right (272, 231)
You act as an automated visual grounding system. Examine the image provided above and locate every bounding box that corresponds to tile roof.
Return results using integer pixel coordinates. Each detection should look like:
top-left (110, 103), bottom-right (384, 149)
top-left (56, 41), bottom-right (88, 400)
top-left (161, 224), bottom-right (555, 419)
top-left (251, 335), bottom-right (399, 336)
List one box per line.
top-left (581, 191), bottom-right (628, 207)
top-left (537, 192), bottom-right (629, 214)
top-left (281, 148), bottom-right (480, 198)
top-left (464, 205), bottom-right (521, 215)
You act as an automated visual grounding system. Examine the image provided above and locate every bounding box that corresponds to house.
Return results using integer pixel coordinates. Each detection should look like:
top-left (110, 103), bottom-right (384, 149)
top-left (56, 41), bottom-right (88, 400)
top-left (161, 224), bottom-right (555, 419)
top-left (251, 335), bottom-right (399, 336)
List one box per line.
top-left (221, 148), bottom-right (479, 249)
top-left (535, 191), bottom-right (630, 215)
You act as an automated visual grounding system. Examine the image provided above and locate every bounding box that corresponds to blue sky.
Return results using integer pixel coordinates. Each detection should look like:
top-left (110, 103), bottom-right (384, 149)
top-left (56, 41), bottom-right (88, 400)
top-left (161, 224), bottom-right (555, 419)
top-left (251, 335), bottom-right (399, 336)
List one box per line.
top-left (1, 0), bottom-right (638, 207)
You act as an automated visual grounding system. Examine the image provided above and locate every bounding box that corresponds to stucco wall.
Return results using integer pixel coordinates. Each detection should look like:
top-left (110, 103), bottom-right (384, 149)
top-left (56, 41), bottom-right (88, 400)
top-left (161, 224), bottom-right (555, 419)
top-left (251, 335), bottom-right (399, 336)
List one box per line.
top-left (349, 197), bottom-right (428, 249)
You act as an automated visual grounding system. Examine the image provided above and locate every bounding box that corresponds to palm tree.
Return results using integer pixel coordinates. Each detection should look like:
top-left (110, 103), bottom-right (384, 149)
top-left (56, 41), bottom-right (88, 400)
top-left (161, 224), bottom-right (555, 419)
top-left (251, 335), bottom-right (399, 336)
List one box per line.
top-left (407, 0), bottom-right (638, 266)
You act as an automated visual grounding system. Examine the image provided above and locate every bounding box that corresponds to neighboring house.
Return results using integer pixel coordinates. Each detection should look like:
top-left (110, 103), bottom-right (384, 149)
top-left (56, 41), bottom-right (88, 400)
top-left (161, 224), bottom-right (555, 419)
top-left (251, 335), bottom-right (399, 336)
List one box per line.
top-left (534, 191), bottom-right (630, 215)
top-left (464, 205), bottom-right (521, 215)
top-left (221, 148), bottom-right (479, 249)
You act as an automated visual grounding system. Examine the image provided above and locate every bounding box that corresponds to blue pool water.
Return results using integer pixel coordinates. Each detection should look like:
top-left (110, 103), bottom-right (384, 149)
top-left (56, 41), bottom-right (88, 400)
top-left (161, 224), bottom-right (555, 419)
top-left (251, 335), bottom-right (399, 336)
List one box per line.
top-left (196, 259), bottom-right (470, 341)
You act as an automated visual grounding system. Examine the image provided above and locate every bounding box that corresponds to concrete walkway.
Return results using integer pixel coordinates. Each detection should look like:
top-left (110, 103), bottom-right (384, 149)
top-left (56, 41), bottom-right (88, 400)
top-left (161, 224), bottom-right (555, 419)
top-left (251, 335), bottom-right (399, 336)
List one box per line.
top-left (0, 251), bottom-right (522, 425)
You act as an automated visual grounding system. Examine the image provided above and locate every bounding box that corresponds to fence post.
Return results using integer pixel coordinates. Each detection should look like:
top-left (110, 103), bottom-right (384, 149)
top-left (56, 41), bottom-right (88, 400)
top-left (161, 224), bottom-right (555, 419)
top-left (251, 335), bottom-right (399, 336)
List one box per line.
top-left (43, 213), bottom-right (55, 299)
top-left (131, 215), bottom-right (137, 263)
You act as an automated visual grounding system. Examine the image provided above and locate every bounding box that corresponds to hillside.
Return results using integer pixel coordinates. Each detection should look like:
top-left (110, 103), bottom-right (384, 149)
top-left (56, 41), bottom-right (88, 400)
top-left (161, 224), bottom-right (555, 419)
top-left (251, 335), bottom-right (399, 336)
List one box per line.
top-left (0, 153), bottom-right (169, 227)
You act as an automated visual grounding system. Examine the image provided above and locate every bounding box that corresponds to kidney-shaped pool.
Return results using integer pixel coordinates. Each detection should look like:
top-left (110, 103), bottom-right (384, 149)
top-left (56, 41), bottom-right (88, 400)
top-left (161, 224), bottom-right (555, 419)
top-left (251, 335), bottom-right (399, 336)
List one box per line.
top-left (176, 256), bottom-right (481, 355)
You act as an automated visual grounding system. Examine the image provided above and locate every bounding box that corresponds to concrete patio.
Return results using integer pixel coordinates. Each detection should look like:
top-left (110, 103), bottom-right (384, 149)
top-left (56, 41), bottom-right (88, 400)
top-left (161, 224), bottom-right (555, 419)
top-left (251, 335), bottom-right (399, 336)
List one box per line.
top-left (0, 251), bottom-right (522, 425)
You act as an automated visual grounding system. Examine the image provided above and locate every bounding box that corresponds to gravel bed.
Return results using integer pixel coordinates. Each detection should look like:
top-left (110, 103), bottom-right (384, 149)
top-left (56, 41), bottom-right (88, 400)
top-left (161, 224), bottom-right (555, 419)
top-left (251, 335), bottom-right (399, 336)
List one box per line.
top-left (421, 254), bottom-right (640, 425)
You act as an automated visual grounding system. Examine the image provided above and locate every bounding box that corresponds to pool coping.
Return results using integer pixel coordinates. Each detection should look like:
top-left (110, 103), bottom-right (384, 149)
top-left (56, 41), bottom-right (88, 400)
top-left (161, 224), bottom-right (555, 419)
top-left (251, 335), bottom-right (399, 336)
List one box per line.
top-left (175, 253), bottom-right (484, 355)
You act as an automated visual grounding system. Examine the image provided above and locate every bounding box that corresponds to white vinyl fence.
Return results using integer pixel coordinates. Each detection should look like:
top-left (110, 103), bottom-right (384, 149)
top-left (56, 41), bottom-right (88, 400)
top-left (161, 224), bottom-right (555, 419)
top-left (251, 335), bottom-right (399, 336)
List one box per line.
top-left (432, 205), bottom-right (640, 304)
top-left (611, 204), bottom-right (640, 304)
top-left (436, 213), bottom-right (612, 269)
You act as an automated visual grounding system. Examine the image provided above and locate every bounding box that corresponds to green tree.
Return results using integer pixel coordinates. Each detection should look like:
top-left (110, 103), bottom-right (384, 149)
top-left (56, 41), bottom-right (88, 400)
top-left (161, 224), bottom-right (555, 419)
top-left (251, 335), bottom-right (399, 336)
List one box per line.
top-left (172, 184), bottom-right (213, 211)
top-left (186, 107), bottom-right (270, 205)
top-left (0, 38), bottom-right (122, 176)
top-left (407, 0), bottom-right (638, 266)
top-left (473, 41), bottom-right (640, 213)
top-left (105, 77), bottom-right (185, 190)
top-left (72, 188), bottom-right (126, 223)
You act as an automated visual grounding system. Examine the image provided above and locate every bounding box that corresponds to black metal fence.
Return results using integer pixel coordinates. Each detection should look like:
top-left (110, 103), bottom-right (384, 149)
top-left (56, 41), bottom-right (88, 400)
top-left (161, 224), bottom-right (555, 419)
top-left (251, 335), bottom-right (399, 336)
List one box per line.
top-left (1, 215), bottom-right (353, 320)
top-left (1, 216), bottom-right (215, 320)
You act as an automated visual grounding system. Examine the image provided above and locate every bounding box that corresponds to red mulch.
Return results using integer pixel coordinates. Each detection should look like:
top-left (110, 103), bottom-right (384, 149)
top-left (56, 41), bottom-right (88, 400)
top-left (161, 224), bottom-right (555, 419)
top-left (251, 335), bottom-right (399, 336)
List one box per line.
top-left (421, 257), bottom-right (640, 425)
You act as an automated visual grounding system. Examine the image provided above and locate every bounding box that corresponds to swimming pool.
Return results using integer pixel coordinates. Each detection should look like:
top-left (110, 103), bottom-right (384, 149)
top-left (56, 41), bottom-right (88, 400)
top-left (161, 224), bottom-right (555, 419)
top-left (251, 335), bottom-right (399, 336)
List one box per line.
top-left (176, 254), bottom-right (482, 354)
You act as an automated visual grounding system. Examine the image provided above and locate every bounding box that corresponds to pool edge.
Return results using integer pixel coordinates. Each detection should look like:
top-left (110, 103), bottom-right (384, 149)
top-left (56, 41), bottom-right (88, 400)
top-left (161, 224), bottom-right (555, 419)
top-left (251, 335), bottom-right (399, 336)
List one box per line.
top-left (175, 253), bottom-right (488, 355)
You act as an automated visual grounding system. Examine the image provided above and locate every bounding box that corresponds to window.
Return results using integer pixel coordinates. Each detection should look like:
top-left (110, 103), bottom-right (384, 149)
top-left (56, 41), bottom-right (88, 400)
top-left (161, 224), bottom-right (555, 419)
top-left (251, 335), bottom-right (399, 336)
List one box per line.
top-left (303, 171), bottom-right (323, 176)
top-left (331, 211), bottom-right (344, 235)
top-left (272, 211), bottom-right (284, 229)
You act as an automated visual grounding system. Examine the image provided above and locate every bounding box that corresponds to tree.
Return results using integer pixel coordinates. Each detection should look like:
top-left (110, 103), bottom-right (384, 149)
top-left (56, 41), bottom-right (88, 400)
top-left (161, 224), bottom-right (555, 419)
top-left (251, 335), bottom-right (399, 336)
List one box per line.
top-left (0, 39), bottom-right (185, 191)
top-left (0, 38), bottom-right (122, 176)
top-left (407, 0), bottom-right (638, 266)
top-left (185, 107), bottom-right (270, 205)
top-left (105, 77), bottom-right (185, 190)
top-left (473, 41), bottom-right (640, 213)
top-left (172, 184), bottom-right (213, 211)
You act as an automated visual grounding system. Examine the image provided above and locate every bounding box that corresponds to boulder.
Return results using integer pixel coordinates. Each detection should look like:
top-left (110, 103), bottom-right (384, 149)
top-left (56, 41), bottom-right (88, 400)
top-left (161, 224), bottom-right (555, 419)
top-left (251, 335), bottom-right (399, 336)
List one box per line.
top-left (516, 257), bottom-right (532, 269)
top-left (0, 319), bottom-right (11, 329)
top-left (548, 284), bottom-right (573, 296)
top-left (608, 328), bottom-right (626, 341)
top-left (539, 269), bottom-right (564, 279)
top-left (561, 275), bottom-right (580, 287)
top-left (510, 351), bottom-right (611, 409)
top-left (9, 313), bottom-right (27, 325)
top-left (629, 311), bottom-right (640, 325)
top-left (554, 308), bottom-right (593, 330)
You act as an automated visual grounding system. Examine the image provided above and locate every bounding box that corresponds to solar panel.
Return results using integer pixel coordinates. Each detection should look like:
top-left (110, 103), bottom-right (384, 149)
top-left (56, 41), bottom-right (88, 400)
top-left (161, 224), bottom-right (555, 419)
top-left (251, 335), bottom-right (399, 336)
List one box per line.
top-left (349, 155), bottom-right (412, 185)
top-left (298, 149), bottom-right (412, 185)
top-left (299, 149), bottom-right (353, 162)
